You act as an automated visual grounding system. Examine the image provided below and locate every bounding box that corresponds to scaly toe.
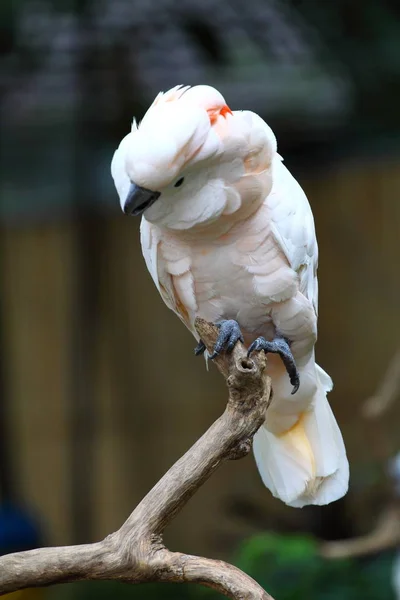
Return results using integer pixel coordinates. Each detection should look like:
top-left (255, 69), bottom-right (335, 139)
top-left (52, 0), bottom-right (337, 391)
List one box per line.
top-left (194, 340), bottom-right (206, 356)
top-left (210, 319), bottom-right (244, 359)
top-left (247, 335), bottom-right (300, 394)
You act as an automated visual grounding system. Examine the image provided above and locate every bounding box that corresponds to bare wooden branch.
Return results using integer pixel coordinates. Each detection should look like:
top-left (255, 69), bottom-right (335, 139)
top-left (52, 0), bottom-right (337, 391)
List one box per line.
top-left (362, 349), bottom-right (400, 419)
top-left (320, 504), bottom-right (400, 559)
top-left (0, 318), bottom-right (273, 600)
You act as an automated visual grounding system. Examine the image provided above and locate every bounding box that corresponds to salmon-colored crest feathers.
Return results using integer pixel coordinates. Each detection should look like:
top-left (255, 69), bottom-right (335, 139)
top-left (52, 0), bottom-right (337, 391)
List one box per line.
top-left (151, 84), bottom-right (232, 126)
top-left (207, 103), bottom-right (233, 124)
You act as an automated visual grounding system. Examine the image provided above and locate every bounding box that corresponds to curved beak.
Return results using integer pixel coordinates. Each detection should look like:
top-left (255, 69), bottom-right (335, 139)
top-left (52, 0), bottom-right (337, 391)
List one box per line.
top-left (123, 183), bottom-right (161, 216)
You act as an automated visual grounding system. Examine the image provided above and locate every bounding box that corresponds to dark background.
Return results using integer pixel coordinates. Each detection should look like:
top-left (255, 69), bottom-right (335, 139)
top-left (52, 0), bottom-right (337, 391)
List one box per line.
top-left (0, 1), bottom-right (399, 598)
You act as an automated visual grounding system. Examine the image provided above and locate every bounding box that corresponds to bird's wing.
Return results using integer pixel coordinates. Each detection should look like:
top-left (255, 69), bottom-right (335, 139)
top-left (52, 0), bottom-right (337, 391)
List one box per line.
top-left (140, 217), bottom-right (197, 332)
top-left (267, 157), bottom-right (319, 314)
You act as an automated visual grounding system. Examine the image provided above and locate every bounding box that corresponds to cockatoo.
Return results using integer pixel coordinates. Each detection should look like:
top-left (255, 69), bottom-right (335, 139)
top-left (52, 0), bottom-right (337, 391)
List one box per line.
top-left (111, 84), bottom-right (349, 508)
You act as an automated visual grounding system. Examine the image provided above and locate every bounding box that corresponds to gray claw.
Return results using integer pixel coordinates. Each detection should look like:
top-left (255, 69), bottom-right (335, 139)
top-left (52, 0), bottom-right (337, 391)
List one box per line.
top-left (247, 336), bottom-right (300, 394)
top-left (210, 319), bottom-right (244, 359)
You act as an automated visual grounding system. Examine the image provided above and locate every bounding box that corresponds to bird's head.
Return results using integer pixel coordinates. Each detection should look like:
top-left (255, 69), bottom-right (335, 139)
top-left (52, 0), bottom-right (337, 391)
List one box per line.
top-left (111, 85), bottom-right (256, 229)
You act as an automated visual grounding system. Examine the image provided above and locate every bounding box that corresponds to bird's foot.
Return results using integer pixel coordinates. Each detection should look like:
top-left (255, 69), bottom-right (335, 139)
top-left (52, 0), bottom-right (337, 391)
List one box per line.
top-left (247, 336), bottom-right (300, 394)
top-left (194, 319), bottom-right (244, 359)
top-left (194, 340), bottom-right (206, 356)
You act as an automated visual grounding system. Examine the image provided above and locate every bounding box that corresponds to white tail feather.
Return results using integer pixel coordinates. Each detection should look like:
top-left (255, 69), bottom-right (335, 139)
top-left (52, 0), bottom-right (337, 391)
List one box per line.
top-left (253, 364), bottom-right (349, 508)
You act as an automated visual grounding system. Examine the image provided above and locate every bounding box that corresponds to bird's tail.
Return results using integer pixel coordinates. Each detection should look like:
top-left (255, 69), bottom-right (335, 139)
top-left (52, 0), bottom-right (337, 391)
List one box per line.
top-left (253, 364), bottom-right (349, 508)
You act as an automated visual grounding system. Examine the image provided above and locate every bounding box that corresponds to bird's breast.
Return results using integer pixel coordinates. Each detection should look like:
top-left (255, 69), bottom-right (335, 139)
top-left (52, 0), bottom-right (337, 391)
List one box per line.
top-left (159, 203), bottom-right (297, 337)
top-left (189, 227), bottom-right (294, 335)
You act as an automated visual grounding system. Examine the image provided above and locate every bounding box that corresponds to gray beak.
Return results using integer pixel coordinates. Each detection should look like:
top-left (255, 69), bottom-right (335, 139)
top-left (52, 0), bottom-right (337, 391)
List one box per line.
top-left (123, 182), bottom-right (161, 216)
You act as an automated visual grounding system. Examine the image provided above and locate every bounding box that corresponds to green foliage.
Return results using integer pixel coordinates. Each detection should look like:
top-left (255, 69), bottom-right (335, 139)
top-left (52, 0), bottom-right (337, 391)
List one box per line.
top-left (233, 532), bottom-right (396, 600)
top-left (47, 533), bottom-right (397, 599)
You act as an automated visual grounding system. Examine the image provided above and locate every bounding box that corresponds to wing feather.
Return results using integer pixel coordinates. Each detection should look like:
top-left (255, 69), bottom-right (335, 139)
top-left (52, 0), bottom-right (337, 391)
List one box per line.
top-left (140, 217), bottom-right (197, 330)
top-left (267, 157), bottom-right (319, 314)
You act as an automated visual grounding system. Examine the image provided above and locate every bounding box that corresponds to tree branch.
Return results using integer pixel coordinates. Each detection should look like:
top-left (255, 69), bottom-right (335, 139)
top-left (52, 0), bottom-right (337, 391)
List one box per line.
top-left (0, 318), bottom-right (274, 599)
top-left (362, 349), bottom-right (400, 419)
top-left (320, 504), bottom-right (400, 559)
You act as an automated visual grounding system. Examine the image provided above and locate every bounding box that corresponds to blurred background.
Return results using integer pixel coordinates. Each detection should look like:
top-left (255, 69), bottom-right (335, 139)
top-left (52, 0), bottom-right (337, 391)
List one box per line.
top-left (0, 0), bottom-right (400, 598)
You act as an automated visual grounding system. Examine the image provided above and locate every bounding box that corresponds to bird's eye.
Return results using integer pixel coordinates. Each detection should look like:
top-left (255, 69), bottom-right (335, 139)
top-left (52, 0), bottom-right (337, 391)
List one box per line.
top-left (174, 177), bottom-right (185, 188)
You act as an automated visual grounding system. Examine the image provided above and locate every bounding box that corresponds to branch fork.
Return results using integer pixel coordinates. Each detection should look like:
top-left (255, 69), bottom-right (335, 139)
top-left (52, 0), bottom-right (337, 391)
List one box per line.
top-left (0, 318), bottom-right (273, 599)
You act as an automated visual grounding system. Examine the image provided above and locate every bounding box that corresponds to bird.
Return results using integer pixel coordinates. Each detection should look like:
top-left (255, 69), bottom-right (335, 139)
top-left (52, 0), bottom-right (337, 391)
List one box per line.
top-left (111, 84), bottom-right (349, 508)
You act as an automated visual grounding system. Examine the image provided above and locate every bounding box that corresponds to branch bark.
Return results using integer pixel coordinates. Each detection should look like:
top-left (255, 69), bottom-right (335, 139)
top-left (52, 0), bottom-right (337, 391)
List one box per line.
top-left (0, 318), bottom-right (274, 599)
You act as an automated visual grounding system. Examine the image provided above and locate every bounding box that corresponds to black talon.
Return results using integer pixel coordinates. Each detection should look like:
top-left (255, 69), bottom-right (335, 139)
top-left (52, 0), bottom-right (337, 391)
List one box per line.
top-left (209, 319), bottom-right (244, 359)
top-left (247, 336), bottom-right (300, 394)
top-left (194, 340), bottom-right (206, 356)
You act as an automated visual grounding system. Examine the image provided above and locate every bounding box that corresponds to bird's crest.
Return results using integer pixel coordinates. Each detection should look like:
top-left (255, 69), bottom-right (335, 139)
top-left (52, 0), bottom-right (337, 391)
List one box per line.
top-left (148, 84), bottom-right (232, 126)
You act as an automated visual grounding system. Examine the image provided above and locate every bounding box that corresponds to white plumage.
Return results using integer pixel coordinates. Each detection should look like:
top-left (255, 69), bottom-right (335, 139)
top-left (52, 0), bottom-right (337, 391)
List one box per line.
top-left (111, 84), bottom-right (349, 507)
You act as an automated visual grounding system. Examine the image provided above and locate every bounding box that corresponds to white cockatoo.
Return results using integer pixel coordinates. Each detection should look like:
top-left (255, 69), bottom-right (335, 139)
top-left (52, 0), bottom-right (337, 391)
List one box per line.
top-left (111, 84), bottom-right (349, 508)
